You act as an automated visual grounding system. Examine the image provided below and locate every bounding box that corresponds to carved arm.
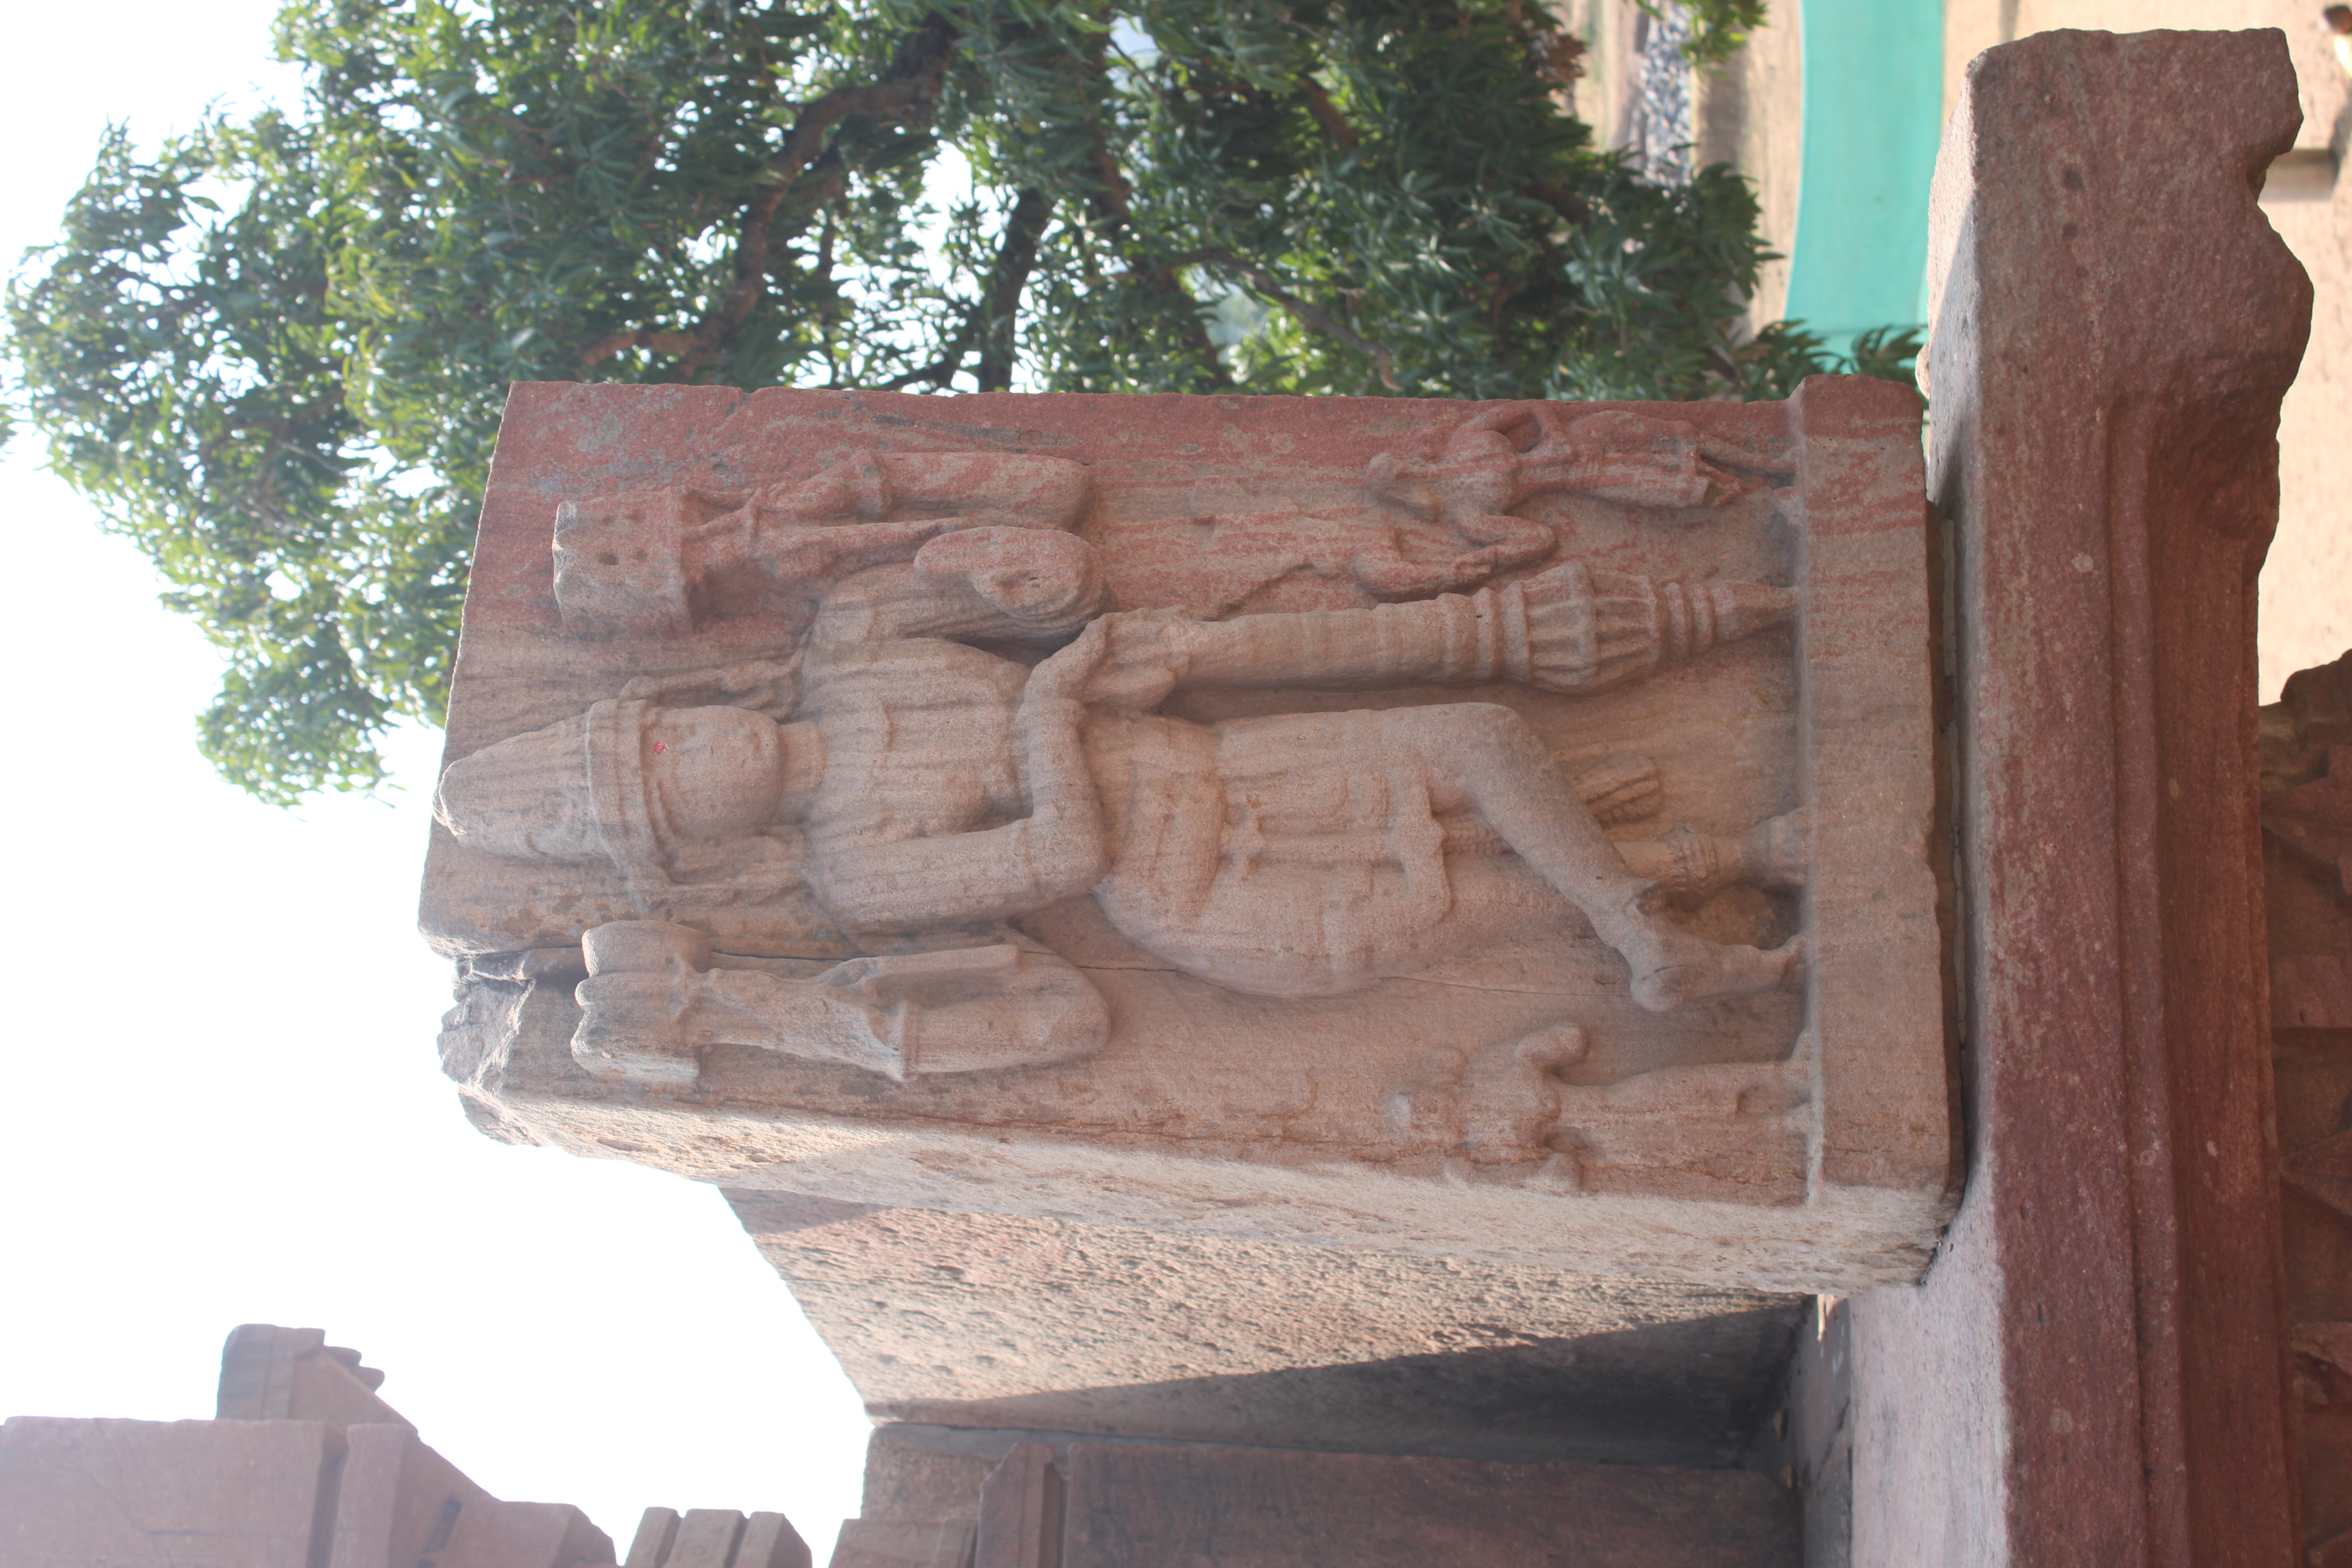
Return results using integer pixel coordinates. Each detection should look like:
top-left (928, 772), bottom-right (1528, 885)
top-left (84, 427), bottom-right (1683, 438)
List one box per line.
top-left (807, 528), bottom-right (1111, 650)
top-left (1079, 564), bottom-right (1795, 704)
top-left (810, 624), bottom-right (1111, 930)
top-left (1158, 591), bottom-right (1519, 691)
top-left (553, 452), bottom-right (1093, 637)
top-left (1364, 405), bottom-right (1753, 527)
top-left (696, 452), bottom-right (1095, 598)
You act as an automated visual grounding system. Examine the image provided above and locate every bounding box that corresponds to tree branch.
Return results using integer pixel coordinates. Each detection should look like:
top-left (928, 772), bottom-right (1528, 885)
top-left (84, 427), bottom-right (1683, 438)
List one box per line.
top-left (769, 154), bottom-right (850, 263)
top-left (1054, 18), bottom-right (1227, 387)
top-left (863, 189), bottom-right (1055, 394)
top-left (582, 16), bottom-right (958, 379)
top-left (869, 318), bottom-right (980, 392)
top-left (1296, 77), bottom-right (1360, 151)
top-left (976, 188), bottom-right (1054, 392)
top-left (1176, 250), bottom-right (1401, 390)
top-left (1517, 178), bottom-right (1593, 226)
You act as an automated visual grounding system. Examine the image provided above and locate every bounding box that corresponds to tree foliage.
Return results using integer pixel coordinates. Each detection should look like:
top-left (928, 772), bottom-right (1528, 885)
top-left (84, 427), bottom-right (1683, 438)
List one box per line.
top-left (1646, 0), bottom-right (1766, 65)
top-left (6, 0), bottom-right (1914, 802)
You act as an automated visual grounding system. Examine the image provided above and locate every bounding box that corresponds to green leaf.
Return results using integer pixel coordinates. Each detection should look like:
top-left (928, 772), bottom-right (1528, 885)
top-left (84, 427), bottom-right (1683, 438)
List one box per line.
top-left (4, 0), bottom-right (1904, 804)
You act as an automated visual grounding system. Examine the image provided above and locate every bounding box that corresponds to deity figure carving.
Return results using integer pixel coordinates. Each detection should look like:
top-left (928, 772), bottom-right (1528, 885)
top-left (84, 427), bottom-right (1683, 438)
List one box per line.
top-left (423, 377), bottom-right (1949, 1279)
top-left (435, 407), bottom-right (1808, 1085)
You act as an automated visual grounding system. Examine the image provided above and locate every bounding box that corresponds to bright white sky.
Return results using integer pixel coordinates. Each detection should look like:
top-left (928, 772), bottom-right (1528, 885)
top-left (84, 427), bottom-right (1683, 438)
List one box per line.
top-left (0, 2), bottom-right (871, 1555)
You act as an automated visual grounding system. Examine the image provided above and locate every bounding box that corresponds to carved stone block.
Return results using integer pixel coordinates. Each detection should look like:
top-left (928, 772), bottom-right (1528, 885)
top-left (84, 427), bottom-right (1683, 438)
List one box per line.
top-left (726, 1192), bottom-right (1809, 1468)
top-left (423, 377), bottom-right (1951, 1290)
top-left (0, 1417), bottom-right (344, 1568)
top-left (1053, 1441), bottom-right (1797, 1568)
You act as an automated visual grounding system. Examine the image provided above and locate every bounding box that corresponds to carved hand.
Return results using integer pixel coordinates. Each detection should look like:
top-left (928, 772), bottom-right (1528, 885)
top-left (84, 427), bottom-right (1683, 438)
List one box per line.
top-left (1528, 412), bottom-right (1747, 508)
top-left (914, 526), bottom-right (1106, 631)
top-left (1011, 622), bottom-right (1112, 886)
top-left (579, 964), bottom-right (929, 1079)
top-left (1363, 404), bottom-right (1545, 520)
top-left (1353, 407), bottom-right (1562, 596)
top-left (1024, 616), bottom-right (1112, 705)
top-left (1363, 450), bottom-right (1517, 528)
top-left (1029, 609), bottom-right (1195, 712)
top-left (571, 920), bottom-right (913, 1081)
top-left (1366, 405), bottom-right (1754, 520)
top-left (1347, 522), bottom-right (1556, 600)
top-left (571, 919), bottom-right (724, 1085)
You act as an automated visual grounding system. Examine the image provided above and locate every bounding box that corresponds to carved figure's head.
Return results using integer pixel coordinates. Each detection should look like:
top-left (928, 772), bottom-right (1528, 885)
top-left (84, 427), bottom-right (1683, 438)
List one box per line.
top-left (913, 526), bottom-right (1105, 629)
top-left (435, 699), bottom-right (788, 891)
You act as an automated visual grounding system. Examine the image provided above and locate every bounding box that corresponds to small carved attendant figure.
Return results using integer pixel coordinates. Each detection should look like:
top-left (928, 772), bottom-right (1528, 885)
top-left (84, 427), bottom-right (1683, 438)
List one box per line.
top-left (436, 426), bottom-right (1804, 1085)
top-left (1098, 402), bottom-right (1763, 613)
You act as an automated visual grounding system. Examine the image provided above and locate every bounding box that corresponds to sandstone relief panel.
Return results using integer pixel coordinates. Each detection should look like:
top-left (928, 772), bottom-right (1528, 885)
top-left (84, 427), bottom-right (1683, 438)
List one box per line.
top-left (424, 378), bottom-right (1950, 1289)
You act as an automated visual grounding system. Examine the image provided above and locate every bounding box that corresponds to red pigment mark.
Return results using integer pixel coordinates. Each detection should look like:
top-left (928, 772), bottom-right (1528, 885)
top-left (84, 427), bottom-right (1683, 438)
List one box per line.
top-left (652, 741), bottom-right (668, 754)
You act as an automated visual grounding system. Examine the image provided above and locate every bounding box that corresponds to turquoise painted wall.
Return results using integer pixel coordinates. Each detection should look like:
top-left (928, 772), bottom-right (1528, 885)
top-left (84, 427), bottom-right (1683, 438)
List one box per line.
top-left (1781, 0), bottom-right (1944, 352)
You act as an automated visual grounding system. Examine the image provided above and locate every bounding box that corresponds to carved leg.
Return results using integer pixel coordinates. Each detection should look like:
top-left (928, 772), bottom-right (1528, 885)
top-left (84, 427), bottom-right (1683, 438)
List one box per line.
top-left (1618, 809), bottom-right (1812, 902)
top-left (1564, 750), bottom-right (1662, 826)
top-left (1384, 704), bottom-right (1803, 1012)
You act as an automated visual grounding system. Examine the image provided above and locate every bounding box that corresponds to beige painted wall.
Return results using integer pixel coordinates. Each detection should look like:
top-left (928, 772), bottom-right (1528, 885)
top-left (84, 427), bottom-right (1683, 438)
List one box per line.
top-left (1557, 1), bottom-right (1806, 328)
top-left (1555, 1), bottom-right (2342, 694)
top-left (1735, 2), bottom-right (1806, 328)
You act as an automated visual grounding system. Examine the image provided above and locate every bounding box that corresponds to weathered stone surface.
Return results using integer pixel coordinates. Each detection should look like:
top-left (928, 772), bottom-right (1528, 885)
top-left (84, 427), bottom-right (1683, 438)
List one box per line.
top-left (328, 1423), bottom-right (622, 1568)
top-left (328, 1421), bottom-right (497, 1568)
top-left (0, 1416), bottom-right (343, 1568)
top-left (826, 1519), bottom-right (976, 1568)
top-left (856, 1429), bottom-right (1003, 1524)
top-left (835, 1427), bottom-right (1798, 1568)
top-left (1053, 1441), bottom-right (1798, 1568)
top-left (430, 1496), bottom-right (620, 1568)
top-left (2267, 651), bottom-right (2352, 1032)
top-left (1833, 26), bottom-right (2309, 1568)
top-left (973, 1443), bottom-right (1061, 1568)
top-left (2262, 649), bottom-right (2352, 1563)
top-left (625, 1506), bottom-right (812, 1568)
top-left (218, 1322), bottom-right (412, 1431)
top-left (427, 377), bottom-right (1951, 1291)
top-left (735, 1514), bottom-right (816, 1568)
top-left (0, 1414), bottom-right (614, 1568)
top-left (732, 1191), bottom-right (1804, 1467)
top-left (0, 1328), bottom-right (833, 1568)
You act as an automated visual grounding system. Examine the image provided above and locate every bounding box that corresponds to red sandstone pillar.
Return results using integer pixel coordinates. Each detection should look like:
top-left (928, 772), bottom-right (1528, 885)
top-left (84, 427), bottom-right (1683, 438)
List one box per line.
top-left (1840, 27), bottom-right (2313, 1568)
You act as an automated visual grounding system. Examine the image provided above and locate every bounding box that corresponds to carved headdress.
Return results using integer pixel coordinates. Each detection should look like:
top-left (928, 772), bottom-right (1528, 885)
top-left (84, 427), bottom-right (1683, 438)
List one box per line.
top-left (435, 699), bottom-right (672, 890)
top-left (434, 694), bottom-right (804, 910)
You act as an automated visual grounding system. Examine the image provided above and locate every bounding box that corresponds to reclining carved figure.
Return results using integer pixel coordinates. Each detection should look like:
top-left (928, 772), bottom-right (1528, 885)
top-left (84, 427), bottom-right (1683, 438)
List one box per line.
top-left (436, 421), bottom-right (1805, 1085)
